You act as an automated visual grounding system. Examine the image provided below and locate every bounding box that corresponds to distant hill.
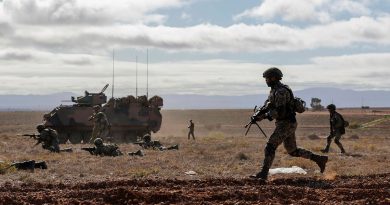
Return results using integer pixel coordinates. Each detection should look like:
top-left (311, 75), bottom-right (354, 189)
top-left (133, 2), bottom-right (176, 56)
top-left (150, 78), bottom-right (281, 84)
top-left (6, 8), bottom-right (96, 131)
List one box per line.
top-left (0, 88), bottom-right (388, 110)
top-left (0, 92), bottom-right (75, 111)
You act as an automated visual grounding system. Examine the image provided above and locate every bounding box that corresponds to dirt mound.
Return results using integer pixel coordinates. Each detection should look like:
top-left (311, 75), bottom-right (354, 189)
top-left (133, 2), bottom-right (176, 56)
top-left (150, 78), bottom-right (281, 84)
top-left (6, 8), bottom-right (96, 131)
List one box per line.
top-left (0, 173), bottom-right (389, 204)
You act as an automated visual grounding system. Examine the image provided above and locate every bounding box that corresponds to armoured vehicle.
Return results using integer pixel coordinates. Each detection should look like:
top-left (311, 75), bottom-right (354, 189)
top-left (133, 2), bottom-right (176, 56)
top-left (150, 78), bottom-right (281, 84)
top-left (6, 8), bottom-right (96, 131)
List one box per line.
top-left (310, 98), bottom-right (324, 111)
top-left (42, 84), bottom-right (163, 143)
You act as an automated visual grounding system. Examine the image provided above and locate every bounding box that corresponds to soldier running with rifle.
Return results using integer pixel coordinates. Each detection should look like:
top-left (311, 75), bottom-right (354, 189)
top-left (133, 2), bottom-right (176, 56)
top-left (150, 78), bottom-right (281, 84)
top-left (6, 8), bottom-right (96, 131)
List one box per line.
top-left (246, 67), bottom-right (328, 181)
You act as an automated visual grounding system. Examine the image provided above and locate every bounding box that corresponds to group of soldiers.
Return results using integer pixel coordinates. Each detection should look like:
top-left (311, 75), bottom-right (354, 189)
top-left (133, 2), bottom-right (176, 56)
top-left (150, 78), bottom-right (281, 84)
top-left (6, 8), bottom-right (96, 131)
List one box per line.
top-left (248, 67), bottom-right (347, 180)
top-left (26, 103), bottom-right (178, 158)
top-left (17, 67), bottom-right (348, 181)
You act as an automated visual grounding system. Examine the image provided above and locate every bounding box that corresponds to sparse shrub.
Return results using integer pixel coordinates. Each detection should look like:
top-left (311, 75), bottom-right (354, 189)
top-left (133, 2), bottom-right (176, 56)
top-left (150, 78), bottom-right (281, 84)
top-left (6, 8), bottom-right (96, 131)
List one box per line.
top-left (307, 134), bottom-right (320, 140)
top-left (206, 132), bottom-right (225, 140)
top-left (349, 122), bottom-right (361, 129)
top-left (204, 123), bottom-right (222, 131)
top-left (236, 152), bottom-right (249, 161)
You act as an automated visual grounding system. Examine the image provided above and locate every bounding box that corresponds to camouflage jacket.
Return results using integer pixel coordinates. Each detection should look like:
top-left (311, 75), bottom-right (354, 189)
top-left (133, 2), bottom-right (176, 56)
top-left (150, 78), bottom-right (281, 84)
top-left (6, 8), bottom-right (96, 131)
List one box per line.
top-left (94, 143), bottom-right (122, 156)
top-left (90, 112), bottom-right (109, 128)
top-left (39, 128), bottom-right (60, 152)
top-left (265, 82), bottom-right (296, 122)
top-left (330, 112), bottom-right (345, 134)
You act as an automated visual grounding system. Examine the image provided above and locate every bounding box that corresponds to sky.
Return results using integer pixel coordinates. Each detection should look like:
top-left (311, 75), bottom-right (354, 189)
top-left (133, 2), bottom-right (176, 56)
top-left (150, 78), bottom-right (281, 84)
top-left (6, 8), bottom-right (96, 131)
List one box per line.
top-left (0, 0), bottom-right (389, 97)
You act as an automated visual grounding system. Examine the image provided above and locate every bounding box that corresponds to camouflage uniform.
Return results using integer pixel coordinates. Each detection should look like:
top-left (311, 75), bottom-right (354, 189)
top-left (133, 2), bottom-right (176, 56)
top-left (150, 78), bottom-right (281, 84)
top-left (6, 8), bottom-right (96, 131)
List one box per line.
top-left (39, 128), bottom-right (60, 153)
top-left (251, 67), bottom-right (327, 180)
top-left (139, 134), bottom-right (179, 151)
top-left (0, 160), bottom-right (47, 173)
top-left (188, 120), bottom-right (195, 140)
top-left (323, 111), bottom-right (346, 153)
top-left (93, 138), bottom-right (122, 157)
top-left (89, 110), bottom-right (110, 143)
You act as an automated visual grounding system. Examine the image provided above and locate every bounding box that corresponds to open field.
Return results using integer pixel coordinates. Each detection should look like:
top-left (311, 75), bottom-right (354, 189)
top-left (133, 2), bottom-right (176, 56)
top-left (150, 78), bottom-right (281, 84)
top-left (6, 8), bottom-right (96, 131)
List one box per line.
top-left (0, 109), bottom-right (389, 204)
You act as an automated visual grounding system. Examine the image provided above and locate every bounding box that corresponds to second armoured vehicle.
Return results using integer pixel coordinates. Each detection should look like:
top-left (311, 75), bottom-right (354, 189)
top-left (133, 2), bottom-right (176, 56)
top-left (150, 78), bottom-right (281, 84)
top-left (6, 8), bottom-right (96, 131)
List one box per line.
top-left (42, 84), bottom-right (163, 143)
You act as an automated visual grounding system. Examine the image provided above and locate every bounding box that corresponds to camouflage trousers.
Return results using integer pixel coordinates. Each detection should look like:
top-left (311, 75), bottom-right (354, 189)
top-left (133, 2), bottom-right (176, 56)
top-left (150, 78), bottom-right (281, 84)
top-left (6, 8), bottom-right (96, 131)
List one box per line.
top-left (90, 125), bottom-right (109, 143)
top-left (188, 130), bottom-right (195, 140)
top-left (324, 131), bottom-right (345, 153)
top-left (261, 121), bottom-right (314, 173)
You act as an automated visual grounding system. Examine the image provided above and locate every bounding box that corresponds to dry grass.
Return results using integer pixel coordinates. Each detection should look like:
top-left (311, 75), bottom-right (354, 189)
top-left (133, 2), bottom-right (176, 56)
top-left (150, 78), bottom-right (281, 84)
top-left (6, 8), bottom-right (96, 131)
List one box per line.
top-left (0, 109), bottom-right (389, 184)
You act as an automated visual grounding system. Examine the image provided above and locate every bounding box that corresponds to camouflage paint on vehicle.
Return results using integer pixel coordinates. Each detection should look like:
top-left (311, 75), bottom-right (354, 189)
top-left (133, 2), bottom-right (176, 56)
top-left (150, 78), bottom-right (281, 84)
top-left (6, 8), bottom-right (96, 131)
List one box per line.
top-left (42, 84), bottom-right (163, 144)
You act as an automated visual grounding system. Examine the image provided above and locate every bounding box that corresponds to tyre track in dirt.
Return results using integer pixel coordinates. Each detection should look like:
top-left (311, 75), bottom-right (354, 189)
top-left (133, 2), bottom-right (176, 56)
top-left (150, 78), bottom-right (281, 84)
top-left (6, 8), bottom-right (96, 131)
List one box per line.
top-left (0, 173), bottom-right (389, 204)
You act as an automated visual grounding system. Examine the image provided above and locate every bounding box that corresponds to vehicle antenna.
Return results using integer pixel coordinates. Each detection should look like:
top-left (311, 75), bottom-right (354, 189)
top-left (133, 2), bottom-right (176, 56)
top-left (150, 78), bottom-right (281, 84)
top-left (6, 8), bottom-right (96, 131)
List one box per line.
top-left (112, 49), bottom-right (115, 99)
top-left (136, 56), bottom-right (138, 98)
top-left (146, 49), bottom-right (149, 99)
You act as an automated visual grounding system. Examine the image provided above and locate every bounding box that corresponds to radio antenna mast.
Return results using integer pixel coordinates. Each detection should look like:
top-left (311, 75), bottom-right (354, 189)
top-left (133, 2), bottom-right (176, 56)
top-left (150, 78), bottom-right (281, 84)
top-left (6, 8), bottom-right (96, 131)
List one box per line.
top-left (111, 49), bottom-right (115, 99)
top-left (136, 56), bottom-right (138, 98)
top-left (146, 49), bottom-right (149, 99)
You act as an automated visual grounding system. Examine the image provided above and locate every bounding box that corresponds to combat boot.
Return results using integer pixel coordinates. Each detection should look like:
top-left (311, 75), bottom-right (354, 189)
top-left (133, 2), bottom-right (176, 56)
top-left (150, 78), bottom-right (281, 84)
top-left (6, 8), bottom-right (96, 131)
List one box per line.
top-left (34, 161), bottom-right (48, 169)
top-left (167, 144), bottom-right (179, 150)
top-left (249, 169), bottom-right (268, 181)
top-left (128, 150), bottom-right (144, 157)
top-left (320, 147), bottom-right (329, 153)
top-left (311, 154), bottom-right (328, 173)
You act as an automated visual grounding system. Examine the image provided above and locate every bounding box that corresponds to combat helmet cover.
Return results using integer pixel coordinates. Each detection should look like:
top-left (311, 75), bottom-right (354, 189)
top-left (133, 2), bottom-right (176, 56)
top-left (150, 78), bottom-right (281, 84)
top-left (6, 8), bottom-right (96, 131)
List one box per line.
top-left (36, 124), bottom-right (45, 132)
top-left (263, 67), bottom-right (283, 79)
top-left (94, 138), bottom-right (103, 146)
top-left (327, 104), bottom-right (336, 110)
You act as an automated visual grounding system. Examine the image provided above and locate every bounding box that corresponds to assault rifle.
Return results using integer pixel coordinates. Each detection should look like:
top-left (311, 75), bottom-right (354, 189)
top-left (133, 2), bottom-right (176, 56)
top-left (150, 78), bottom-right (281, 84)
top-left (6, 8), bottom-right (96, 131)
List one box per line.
top-left (17, 134), bottom-right (43, 146)
top-left (81, 147), bottom-right (96, 155)
top-left (244, 105), bottom-right (268, 138)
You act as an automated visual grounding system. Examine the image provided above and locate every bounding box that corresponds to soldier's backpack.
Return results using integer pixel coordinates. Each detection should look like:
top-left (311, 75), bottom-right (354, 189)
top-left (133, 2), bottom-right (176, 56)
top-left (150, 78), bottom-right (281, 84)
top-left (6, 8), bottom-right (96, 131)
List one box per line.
top-left (336, 112), bottom-right (348, 134)
top-left (281, 85), bottom-right (307, 113)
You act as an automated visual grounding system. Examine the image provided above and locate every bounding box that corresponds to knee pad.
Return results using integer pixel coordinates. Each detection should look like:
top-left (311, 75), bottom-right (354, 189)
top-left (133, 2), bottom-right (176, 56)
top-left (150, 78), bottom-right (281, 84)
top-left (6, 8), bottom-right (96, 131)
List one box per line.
top-left (334, 139), bottom-right (341, 144)
top-left (265, 143), bottom-right (276, 155)
top-left (288, 149), bottom-right (300, 157)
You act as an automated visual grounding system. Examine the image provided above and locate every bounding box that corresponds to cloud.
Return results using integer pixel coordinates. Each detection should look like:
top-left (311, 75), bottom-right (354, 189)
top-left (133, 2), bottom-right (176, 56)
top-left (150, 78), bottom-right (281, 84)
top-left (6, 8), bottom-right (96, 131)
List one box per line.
top-left (3, 0), bottom-right (186, 25)
top-left (0, 50), bottom-right (33, 60)
top-left (234, 0), bottom-right (372, 23)
top-left (0, 50), bottom-right (389, 95)
top-left (5, 16), bottom-right (389, 53)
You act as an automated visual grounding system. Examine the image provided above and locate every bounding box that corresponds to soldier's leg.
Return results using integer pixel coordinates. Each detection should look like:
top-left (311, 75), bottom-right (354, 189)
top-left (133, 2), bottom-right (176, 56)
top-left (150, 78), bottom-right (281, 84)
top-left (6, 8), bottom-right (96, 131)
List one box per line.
top-left (334, 133), bottom-right (346, 153)
top-left (321, 134), bottom-right (334, 153)
top-left (89, 126), bottom-right (99, 143)
top-left (284, 123), bottom-right (328, 173)
top-left (252, 122), bottom-right (286, 180)
top-left (188, 132), bottom-right (190, 140)
top-left (191, 132), bottom-right (195, 140)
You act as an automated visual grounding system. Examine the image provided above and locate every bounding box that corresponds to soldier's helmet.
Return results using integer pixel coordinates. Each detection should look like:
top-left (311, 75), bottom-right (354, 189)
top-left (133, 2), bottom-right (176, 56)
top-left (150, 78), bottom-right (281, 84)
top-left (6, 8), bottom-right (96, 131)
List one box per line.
top-left (93, 105), bottom-right (101, 111)
top-left (263, 67), bottom-right (283, 79)
top-left (143, 134), bottom-right (151, 143)
top-left (94, 138), bottom-right (103, 146)
top-left (327, 104), bottom-right (336, 110)
top-left (36, 124), bottom-right (45, 132)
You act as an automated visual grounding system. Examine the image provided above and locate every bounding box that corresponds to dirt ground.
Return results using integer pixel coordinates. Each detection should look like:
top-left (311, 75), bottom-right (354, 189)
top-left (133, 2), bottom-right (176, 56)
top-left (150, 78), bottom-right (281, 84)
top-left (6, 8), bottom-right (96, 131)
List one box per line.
top-left (1, 173), bottom-right (389, 204)
top-left (0, 109), bottom-right (389, 204)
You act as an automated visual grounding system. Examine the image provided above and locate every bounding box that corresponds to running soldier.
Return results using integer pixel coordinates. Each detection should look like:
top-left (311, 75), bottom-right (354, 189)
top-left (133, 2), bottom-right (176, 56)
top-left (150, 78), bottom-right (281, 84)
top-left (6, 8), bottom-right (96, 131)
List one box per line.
top-left (249, 67), bottom-right (328, 180)
top-left (321, 104), bottom-right (346, 154)
top-left (89, 105), bottom-right (110, 143)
